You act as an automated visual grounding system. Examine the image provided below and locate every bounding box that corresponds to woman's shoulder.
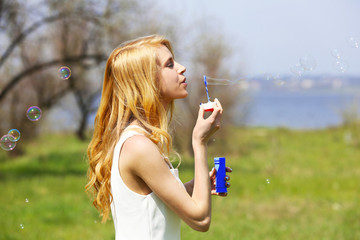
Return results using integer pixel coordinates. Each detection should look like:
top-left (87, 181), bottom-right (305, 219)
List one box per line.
top-left (121, 134), bottom-right (160, 162)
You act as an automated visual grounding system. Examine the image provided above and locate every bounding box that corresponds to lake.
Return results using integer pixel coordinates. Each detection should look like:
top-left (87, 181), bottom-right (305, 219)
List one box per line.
top-left (241, 90), bottom-right (360, 129)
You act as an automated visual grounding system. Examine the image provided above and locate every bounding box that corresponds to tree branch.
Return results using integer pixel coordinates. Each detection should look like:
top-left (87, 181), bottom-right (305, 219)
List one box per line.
top-left (0, 54), bottom-right (107, 101)
top-left (0, 13), bottom-right (65, 68)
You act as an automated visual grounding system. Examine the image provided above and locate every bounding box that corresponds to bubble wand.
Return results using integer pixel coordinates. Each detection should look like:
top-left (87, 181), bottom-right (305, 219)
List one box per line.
top-left (201, 75), bottom-right (215, 112)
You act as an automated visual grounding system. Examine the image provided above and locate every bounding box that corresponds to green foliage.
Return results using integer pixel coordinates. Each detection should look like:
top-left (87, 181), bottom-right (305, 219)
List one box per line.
top-left (1, 128), bottom-right (360, 240)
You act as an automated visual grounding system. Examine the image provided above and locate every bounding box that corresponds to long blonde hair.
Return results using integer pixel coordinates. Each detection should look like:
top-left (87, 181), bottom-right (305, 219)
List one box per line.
top-left (86, 35), bottom-right (175, 222)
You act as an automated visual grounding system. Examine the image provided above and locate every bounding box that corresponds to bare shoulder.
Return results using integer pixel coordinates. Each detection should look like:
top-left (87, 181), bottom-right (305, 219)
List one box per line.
top-left (121, 134), bottom-right (163, 168)
top-left (122, 134), bottom-right (158, 155)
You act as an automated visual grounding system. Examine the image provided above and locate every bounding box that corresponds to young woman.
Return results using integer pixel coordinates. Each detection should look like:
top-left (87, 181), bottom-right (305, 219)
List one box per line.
top-left (86, 35), bottom-right (231, 240)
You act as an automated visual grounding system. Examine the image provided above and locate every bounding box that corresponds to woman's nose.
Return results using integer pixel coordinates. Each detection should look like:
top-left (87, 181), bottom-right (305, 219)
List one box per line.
top-left (176, 62), bottom-right (186, 74)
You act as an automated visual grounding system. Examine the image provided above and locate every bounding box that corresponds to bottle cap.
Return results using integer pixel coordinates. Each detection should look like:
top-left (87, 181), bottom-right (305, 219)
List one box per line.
top-left (201, 101), bottom-right (214, 112)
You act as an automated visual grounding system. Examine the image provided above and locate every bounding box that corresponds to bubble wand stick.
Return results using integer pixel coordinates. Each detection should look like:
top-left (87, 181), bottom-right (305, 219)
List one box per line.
top-left (204, 75), bottom-right (210, 102)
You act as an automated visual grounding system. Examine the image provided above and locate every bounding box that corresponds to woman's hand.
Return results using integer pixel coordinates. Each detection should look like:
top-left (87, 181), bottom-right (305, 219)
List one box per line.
top-left (192, 98), bottom-right (223, 145)
top-left (209, 166), bottom-right (232, 196)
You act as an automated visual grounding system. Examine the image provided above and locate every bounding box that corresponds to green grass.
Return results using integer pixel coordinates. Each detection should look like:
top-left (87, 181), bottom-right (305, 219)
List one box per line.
top-left (1, 127), bottom-right (359, 240)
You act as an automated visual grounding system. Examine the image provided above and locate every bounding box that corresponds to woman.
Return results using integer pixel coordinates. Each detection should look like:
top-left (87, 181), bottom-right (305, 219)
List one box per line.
top-left (86, 35), bottom-right (231, 239)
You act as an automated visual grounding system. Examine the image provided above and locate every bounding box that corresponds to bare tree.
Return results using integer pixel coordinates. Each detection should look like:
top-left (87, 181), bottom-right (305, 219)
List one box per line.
top-left (0, 0), bottom-right (172, 145)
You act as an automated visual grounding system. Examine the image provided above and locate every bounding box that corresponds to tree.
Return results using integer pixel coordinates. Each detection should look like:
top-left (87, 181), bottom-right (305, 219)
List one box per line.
top-left (0, 0), bottom-right (175, 145)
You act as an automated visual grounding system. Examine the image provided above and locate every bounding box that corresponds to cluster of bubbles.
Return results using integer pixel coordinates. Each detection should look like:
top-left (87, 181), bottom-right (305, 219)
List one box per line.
top-left (290, 54), bottom-right (317, 77)
top-left (0, 129), bottom-right (20, 151)
top-left (1, 106), bottom-right (43, 151)
top-left (58, 66), bottom-right (71, 80)
top-left (5, 66), bottom-right (72, 230)
top-left (1, 66), bottom-right (70, 151)
top-left (330, 48), bottom-right (348, 73)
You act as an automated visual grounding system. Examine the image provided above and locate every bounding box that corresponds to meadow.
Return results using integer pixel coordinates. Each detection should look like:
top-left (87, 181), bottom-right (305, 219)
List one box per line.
top-left (0, 126), bottom-right (359, 240)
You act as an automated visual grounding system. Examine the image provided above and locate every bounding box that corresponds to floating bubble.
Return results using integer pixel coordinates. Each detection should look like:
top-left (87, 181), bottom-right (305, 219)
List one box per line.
top-left (289, 64), bottom-right (305, 77)
top-left (299, 55), bottom-right (316, 71)
top-left (331, 48), bottom-right (342, 59)
top-left (58, 66), bottom-right (71, 80)
top-left (266, 178), bottom-right (270, 184)
top-left (205, 76), bottom-right (245, 86)
top-left (25, 198), bottom-right (29, 203)
top-left (348, 36), bottom-right (360, 48)
top-left (333, 59), bottom-right (348, 73)
top-left (19, 224), bottom-right (24, 229)
top-left (0, 135), bottom-right (16, 151)
top-left (8, 129), bottom-right (20, 142)
top-left (26, 106), bottom-right (42, 121)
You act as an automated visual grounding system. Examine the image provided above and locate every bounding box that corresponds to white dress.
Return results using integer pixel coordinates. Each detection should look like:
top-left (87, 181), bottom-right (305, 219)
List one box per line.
top-left (110, 126), bottom-right (182, 240)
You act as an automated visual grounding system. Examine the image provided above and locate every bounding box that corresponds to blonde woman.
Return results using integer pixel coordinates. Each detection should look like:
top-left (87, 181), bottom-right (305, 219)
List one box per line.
top-left (86, 35), bottom-right (231, 240)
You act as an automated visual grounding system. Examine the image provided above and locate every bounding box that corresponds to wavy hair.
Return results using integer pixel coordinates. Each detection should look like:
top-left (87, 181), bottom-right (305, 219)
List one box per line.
top-left (86, 35), bottom-right (176, 222)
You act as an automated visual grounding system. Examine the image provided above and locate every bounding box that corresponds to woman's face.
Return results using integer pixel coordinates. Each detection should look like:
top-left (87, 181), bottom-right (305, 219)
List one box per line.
top-left (157, 45), bottom-right (188, 106)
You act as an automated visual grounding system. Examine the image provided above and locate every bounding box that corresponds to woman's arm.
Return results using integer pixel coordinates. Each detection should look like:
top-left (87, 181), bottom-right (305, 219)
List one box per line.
top-left (123, 99), bottom-right (223, 232)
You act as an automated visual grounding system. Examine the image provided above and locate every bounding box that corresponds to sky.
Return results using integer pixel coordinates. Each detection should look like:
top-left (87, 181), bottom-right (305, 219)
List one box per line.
top-left (154, 0), bottom-right (360, 77)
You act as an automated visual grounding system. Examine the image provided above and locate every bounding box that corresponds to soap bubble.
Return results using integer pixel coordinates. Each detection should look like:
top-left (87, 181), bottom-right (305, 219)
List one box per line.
top-left (58, 66), bottom-right (71, 80)
top-left (205, 76), bottom-right (244, 86)
top-left (299, 55), bottom-right (316, 71)
top-left (8, 129), bottom-right (20, 142)
top-left (19, 224), bottom-right (24, 229)
top-left (348, 36), bottom-right (360, 48)
top-left (0, 135), bottom-right (16, 151)
top-left (331, 48), bottom-right (342, 59)
top-left (333, 59), bottom-right (348, 72)
top-left (26, 106), bottom-right (42, 121)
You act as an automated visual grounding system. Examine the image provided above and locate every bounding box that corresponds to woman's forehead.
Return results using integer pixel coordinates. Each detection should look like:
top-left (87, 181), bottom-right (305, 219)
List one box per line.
top-left (157, 45), bottom-right (173, 63)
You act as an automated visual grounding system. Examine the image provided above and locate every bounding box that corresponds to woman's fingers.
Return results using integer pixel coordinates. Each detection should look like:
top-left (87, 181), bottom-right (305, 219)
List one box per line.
top-left (214, 98), bottom-right (223, 114)
top-left (198, 104), bottom-right (205, 119)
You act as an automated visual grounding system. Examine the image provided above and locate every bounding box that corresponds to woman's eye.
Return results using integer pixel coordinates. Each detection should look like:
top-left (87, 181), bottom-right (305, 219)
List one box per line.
top-left (167, 61), bottom-right (174, 68)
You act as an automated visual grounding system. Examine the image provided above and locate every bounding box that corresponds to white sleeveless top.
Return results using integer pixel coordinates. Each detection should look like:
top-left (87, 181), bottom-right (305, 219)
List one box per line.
top-left (110, 126), bottom-right (182, 240)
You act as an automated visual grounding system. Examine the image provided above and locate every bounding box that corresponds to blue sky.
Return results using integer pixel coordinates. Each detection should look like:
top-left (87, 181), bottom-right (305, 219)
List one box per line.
top-left (155, 0), bottom-right (360, 77)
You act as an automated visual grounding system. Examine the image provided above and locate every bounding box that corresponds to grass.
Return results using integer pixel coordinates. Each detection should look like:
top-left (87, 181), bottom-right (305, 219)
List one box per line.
top-left (0, 127), bottom-right (359, 239)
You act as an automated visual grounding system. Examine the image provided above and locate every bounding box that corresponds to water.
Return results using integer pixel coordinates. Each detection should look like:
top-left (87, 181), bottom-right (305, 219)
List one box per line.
top-left (243, 90), bottom-right (359, 129)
